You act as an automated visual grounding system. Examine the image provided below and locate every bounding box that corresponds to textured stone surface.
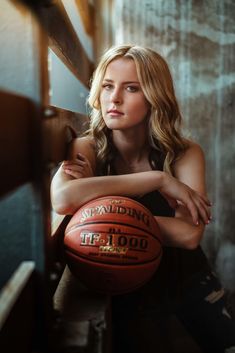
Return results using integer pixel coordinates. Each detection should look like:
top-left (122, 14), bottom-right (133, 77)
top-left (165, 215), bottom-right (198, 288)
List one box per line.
top-left (112, 0), bottom-right (235, 288)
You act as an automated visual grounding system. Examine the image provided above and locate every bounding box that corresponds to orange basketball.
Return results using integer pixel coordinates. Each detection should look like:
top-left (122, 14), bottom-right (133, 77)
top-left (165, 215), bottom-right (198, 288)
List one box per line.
top-left (64, 196), bottom-right (163, 295)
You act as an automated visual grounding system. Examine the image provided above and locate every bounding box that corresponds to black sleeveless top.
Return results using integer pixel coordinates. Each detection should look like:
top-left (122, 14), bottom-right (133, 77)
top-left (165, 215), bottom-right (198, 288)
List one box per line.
top-left (105, 151), bottom-right (210, 301)
top-left (135, 191), bottom-right (210, 300)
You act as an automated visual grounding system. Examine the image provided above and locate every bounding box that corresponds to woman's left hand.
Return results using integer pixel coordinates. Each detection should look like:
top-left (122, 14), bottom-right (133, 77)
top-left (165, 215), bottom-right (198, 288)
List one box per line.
top-left (158, 172), bottom-right (211, 226)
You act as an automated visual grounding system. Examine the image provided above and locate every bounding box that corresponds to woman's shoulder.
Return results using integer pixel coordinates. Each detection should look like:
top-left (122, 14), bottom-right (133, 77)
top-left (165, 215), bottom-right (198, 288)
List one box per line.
top-left (174, 139), bottom-right (205, 171)
top-left (69, 135), bottom-right (97, 165)
top-left (71, 135), bottom-right (96, 151)
top-left (184, 139), bottom-right (205, 157)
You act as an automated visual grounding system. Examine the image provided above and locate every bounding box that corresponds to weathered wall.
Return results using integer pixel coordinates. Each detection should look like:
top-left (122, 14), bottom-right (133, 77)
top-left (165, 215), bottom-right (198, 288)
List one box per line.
top-left (111, 0), bottom-right (235, 290)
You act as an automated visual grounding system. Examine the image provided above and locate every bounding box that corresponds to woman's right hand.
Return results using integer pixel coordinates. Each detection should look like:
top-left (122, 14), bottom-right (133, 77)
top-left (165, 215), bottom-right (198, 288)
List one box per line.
top-left (62, 153), bottom-right (94, 179)
top-left (159, 173), bottom-right (212, 226)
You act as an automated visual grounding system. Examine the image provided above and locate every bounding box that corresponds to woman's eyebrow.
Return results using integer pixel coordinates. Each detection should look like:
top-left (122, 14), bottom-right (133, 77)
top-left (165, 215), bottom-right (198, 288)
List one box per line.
top-left (103, 78), bottom-right (140, 84)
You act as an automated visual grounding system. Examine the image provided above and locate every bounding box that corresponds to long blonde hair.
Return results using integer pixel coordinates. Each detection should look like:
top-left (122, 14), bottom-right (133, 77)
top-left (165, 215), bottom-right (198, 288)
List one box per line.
top-left (87, 44), bottom-right (188, 175)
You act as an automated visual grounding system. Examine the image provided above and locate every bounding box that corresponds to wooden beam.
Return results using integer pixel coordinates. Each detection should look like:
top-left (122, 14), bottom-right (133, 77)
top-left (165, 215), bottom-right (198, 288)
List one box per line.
top-left (75, 0), bottom-right (94, 36)
top-left (0, 91), bottom-right (37, 197)
top-left (37, 0), bottom-right (94, 88)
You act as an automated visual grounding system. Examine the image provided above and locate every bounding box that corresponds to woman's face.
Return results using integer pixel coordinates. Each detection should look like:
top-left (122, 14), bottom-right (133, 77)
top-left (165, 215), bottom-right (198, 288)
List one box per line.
top-left (100, 58), bottom-right (150, 131)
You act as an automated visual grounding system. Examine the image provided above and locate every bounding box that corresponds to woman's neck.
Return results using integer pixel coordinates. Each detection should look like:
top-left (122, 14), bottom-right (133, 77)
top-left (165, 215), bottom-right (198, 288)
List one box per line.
top-left (112, 129), bottom-right (151, 173)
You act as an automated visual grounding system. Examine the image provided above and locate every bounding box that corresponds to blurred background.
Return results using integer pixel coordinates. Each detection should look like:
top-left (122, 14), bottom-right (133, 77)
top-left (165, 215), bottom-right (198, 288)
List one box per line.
top-left (0, 1), bottom-right (234, 352)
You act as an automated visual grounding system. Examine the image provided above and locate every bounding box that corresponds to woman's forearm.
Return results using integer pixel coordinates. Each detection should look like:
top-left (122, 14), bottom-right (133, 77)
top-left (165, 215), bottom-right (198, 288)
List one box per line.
top-left (155, 216), bottom-right (205, 249)
top-left (51, 169), bottom-right (164, 215)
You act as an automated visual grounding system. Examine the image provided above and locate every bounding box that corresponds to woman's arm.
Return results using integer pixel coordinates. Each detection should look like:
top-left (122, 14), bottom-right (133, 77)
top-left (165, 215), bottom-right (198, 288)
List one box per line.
top-left (155, 211), bottom-right (205, 249)
top-left (51, 138), bottom-right (211, 231)
top-left (156, 141), bottom-right (211, 249)
top-left (52, 161), bottom-right (165, 215)
top-left (51, 136), bottom-right (161, 213)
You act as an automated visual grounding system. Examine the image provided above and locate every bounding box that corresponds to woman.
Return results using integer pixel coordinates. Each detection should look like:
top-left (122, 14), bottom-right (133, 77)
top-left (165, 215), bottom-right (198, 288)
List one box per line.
top-left (51, 45), bottom-right (235, 353)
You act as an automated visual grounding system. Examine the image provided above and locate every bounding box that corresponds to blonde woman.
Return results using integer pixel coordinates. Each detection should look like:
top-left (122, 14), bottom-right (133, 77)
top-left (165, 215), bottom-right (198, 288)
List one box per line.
top-left (51, 45), bottom-right (235, 352)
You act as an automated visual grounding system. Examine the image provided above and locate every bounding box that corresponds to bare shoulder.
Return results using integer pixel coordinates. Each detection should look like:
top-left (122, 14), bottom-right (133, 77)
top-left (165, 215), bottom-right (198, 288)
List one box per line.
top-left (69, 136), bottom-right (97, 167)
top-left (174, 139), bottom-right (206, 193)
top-left (70, 136), bottom-right (95, 154)
top-left (176, 139), bottom-right (205, 168)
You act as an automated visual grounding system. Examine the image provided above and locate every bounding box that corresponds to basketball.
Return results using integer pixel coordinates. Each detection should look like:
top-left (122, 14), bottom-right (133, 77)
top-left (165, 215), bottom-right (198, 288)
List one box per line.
top-left (64, 196), bottom-right (163, 295)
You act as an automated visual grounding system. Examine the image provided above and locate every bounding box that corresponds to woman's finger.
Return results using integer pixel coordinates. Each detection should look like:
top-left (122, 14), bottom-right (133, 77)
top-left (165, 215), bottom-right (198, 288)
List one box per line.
top-left (63, 169), bottom-right (82, 178)
top-left (76, 154), bottom-right (93, 174)
top-left (76, 152), bottom-right (86, 160)
top-left (193, 192), bottom-right (212, 222)
top-left (63, 162), bottom-right (93, 178)
top-left (76, 153), bottom-right (91, 164)
top-left (198, 202), bottom-right (211, 224)
top-left (63, 164), bottom-right (84, 172)
top-left (184, 195), bottom-right (199, 225)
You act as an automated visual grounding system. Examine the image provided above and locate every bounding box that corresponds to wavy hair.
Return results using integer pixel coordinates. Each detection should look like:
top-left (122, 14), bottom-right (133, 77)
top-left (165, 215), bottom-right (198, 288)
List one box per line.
top-left (87, 44), bottom-right (188, 175)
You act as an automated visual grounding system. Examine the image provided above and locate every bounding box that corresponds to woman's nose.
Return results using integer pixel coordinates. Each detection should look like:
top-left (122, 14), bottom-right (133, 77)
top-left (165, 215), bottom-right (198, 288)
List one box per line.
top-left (110, 88), bottom-right (122, 104)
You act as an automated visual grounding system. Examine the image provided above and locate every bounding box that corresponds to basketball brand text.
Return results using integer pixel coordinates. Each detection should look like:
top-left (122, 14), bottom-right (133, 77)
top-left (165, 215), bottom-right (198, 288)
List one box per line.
top-left (80, 204), bottom-right (150, 227)
top-left (80, 230), bottom-right (148, 255)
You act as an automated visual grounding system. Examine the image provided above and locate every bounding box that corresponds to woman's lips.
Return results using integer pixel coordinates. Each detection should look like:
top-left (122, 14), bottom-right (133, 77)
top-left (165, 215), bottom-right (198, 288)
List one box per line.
top-left (107, 109), bottom-right (124, 116)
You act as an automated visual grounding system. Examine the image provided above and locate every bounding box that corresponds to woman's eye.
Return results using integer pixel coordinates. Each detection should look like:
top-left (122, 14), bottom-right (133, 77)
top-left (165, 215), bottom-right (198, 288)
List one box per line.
top-left (102, 84), bottom-right (113, 90)
top-left (126, 86), bottom-right (138, 92)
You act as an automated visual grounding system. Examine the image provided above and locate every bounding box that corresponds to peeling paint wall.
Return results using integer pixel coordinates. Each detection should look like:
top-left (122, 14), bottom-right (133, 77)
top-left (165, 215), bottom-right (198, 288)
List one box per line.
top-left (111, 0), bottom-right (235, 290)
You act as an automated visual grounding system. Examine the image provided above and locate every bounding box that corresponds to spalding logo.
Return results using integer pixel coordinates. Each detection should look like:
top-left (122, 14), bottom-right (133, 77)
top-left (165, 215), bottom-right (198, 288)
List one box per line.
top-left (80, 203), bottom-right (150, 227)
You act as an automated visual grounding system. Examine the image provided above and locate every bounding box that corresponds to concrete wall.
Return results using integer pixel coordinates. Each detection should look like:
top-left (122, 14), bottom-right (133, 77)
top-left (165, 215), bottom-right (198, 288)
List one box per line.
top-left (111, 0), bottom-right (235, 291)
